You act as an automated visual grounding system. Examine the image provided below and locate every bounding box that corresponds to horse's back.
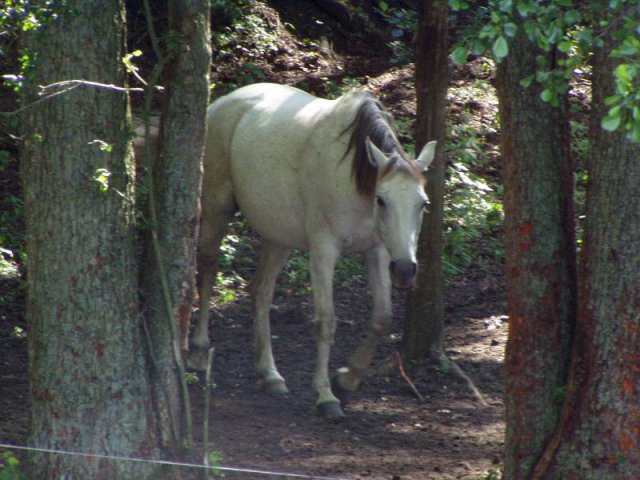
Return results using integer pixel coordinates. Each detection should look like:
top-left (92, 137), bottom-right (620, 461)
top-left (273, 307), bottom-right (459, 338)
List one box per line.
top-left (204, 83), bottom-right (371, 250)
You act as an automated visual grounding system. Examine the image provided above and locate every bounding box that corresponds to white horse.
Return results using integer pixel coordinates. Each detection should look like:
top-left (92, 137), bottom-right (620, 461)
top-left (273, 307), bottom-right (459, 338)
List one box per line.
top-left (192, 83), bottom-right (436, 419)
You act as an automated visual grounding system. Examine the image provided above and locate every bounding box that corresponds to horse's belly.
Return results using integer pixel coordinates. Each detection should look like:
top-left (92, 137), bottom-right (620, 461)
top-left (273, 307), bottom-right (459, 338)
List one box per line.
top-left (241, 200), bottom-right (310, 250)
top-left (231, 163), bottom-right (310, 250)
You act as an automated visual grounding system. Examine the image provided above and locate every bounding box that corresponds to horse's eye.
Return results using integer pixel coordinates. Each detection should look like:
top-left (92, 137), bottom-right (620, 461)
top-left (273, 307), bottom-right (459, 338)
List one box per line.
top-left (376, 196), bottom-right (386, 207)
top-left (422, 199), bottom-right (430, 211)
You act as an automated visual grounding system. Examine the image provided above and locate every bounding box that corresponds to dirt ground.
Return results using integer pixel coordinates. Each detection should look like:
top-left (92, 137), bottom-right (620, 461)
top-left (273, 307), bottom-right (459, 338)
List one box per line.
top-left (1, 2), bottom-right (507, 479)
top-left (198, 270), bottom-right (507, 480)
top-left (0, 266), bottom-right (506, 480)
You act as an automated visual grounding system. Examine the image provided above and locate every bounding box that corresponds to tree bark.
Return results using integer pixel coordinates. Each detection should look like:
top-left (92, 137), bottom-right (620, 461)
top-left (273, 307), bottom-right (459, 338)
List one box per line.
top-left (531, 18), bottom-right (640, 479)
top-left (22, 2), bottom-right (161, 478)
top-left (140, 0), bottom-right (211, 448)
top-left (402, 0), bottom-right (448, 361)
top-left (22, 0), bottom-right (211, 477)
top-left (496, 28), bottom-right (576, 479)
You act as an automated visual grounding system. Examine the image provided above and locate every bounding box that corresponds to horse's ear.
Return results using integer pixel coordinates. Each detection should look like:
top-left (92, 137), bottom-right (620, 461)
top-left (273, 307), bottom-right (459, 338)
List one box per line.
top-left (365, 137), bottom-right (390, 169)
top-left (416, 140), bottom-right (437, 172)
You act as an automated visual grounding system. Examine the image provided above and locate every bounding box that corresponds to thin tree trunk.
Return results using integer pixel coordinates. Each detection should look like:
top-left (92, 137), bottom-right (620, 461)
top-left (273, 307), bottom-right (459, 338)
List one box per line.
top-left (402, 0), bottom-right (448, 361)
top-left (531, 20), bottom-right (640, 479)
top-left (22, 2), bottom-right (160, 478)
top-left (140, 0), bottom-right (211, 448)
top-left (496, 28), bottom-right (576, 479)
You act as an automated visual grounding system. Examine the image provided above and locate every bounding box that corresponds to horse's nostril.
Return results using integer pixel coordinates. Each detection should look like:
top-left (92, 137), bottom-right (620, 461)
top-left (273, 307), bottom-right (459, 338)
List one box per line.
top-left (389, 260), bottom-right (418, 287)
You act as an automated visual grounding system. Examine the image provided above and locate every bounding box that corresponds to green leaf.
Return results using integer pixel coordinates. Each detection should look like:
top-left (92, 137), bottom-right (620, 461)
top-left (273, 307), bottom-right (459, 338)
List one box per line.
top-left (545, 24), bottom-right (561, 45)
top-left (504, 22), bottom-right (518, 38)
top-left (492, 36), bottom-right (509, 60)
top-left (451, 46), bottom-right (468, 65)
top-left (516, 0), bottom-right (535, 17)
top-left (614, 64), bottom-right (631, 83)
top-left (629, 123), bottom-right (640, 144)
top-left (499, 0), bottom-right (513, 13)
top-left (564, 9), bottom-right (581, 24)
top-left (601, 111), bottom-right (621, 132)
top-left (537, 35), bottom-right (551, 52)
top-left (449, 0), bottom-right (470, 11)
top-left (540, 88), bottom-right (554, 103)
top-left (93, 168), bottom-right (112, 193)
top-left (519, 74), bottom-right (534, 88)
top-left (479, 24), bottom-right (497, 40)
top-left (557, 40), bottom-right (571, 53)
top-left (604, 94), bottom-right (622, 106)
top-left (471, 39), bottom-right (487, 55)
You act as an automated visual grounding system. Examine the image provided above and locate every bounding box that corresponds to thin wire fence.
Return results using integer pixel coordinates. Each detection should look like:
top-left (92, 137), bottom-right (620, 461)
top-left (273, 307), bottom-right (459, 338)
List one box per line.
top-left (0, 442), bottom-right (350, 480)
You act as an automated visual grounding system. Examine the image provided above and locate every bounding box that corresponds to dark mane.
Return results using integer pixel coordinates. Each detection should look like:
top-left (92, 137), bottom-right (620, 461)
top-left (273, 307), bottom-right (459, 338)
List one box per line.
top-left (342, 94), bottom-right (411, 196)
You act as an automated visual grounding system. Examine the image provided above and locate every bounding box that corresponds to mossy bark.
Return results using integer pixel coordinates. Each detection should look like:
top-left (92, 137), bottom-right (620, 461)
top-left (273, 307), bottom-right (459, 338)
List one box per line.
top-left (531, 19), bottom-right (640, 479)
top-left (496, 28), bottom-right (576, 480)
top-left (22, 1), bottom-right (161, 478)
top-left (140, 0), bottom-right (211, 447)
top-left (21, 0), bottom-right (211, 477)
top-left (402, 0), bottom-right (449, 361)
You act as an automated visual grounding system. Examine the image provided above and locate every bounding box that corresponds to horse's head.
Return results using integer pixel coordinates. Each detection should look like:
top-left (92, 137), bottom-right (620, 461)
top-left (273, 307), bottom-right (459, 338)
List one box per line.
top-left (366, 139), bottom-right (437, 289)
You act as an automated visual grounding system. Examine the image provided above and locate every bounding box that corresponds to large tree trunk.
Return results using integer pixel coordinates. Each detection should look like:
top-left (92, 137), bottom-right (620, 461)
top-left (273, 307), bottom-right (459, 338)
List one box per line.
top-left (496, 27), bottom-right (576, 479)
top-left (22, 0), bottom-right (211, 477)
top-left (140, 0), bottom-right (211, 447)
top-left (22, 1), bottom-right (161, 478)
top-left (402, 0), bottom-right (448, 361)
top-left (531, 19), bottom-right (640, 479)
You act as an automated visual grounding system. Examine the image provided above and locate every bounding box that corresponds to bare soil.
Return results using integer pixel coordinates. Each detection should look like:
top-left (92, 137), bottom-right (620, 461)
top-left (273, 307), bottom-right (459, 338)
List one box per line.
top-left (195, 271), bottom-right (507, 480)
top-left (0, 266), bottom-right (506, 480)
top-left (0, 2), bottom-right (507, 479)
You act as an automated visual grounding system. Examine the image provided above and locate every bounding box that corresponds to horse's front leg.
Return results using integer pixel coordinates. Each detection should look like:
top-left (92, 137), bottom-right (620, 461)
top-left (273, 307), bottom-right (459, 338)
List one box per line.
top-left (310, 241), bottom-right (343, 419)
top-left (336, 245), bottom-right (392, 393)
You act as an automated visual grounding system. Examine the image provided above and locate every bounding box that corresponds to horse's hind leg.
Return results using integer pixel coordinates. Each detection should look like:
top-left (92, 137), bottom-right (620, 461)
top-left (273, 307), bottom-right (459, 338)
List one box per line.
top-left (252, 242), bottom-right (291, 394)
top-left (190, 192), bottom-right (236, 371)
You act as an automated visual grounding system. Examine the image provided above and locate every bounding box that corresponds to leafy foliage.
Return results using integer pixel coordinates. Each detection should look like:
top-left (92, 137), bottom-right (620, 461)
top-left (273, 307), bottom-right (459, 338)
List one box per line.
top-left (1, 1), bottom-right (74, 92)
top-left (376, 1), bottom-right (418, 64)
top-left (0, 452), bottom-right (26, 480)
top-left (450, 0), bottom-right (640, 142)
top-left (0, 144), bottom-right (23, 266)
top-left (324, 76), bottom-right (364, 100)
top-left (217, 12), bottom-right (280, 60)
top-left (444, 110), bottom-right (503, 276)
top-left (215, 220), bottom-right (366, 297)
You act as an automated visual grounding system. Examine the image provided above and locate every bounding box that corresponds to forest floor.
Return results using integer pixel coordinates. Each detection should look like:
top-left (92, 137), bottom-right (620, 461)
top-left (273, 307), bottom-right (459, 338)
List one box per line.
top-left (0, 1), bottom-right (507, 479)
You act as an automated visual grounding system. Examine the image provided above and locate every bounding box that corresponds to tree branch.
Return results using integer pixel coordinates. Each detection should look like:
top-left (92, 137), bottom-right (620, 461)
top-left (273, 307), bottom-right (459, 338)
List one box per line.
top-left (0, 80), bottom-right (163, 118)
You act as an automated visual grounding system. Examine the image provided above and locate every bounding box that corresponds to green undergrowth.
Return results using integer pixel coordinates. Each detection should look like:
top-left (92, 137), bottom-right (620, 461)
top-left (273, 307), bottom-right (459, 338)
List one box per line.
top-left (213, 219), bottom-right (366, 303)
top-left (0, 141), bottom-right (24, 281)
top-left (0, 451), bottom-right (26, 480)
top-left (442, 74), bottom-right (504, 276)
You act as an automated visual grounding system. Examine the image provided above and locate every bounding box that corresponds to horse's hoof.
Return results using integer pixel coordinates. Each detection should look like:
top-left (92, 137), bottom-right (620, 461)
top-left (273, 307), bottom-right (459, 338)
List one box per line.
top-left (317, 401), bottom-right (346, 421)
top-left (187, 348), bottom-right (209, 372)
top-left (260, 378), bottom-right (289, 395)
top-left (331, 373), bottom-right (352, 404)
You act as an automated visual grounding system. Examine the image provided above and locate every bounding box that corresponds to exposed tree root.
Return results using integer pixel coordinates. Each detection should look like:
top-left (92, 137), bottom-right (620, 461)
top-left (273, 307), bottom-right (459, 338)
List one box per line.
top-left (378, 349), bottom-right (488, 407)
top-left (431, 350), bottom-right (488, 407)
top-left (392, 351), bottom-right (426, 402)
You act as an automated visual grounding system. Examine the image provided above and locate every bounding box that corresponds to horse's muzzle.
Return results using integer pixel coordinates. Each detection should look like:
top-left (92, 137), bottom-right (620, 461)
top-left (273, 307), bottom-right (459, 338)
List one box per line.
top-left (390, 260), bottom-right (418, 289)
